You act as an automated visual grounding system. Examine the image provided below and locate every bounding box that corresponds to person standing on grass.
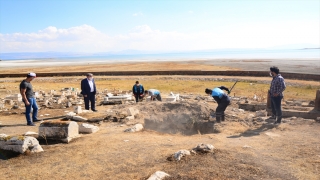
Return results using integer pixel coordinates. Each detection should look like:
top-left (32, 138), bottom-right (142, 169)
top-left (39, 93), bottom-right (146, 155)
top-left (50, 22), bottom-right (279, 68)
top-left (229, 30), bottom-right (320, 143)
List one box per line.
top-left (132, 81), bottom-right (144, 103)
top-left (145, 89), bottom-right (162, 101)
top-left (81, 73), bottom-right (98, 112)
top-left (20, 72), bottom-right (40, 126)
top-left (205, 86), bottom-right (231, 123)
top-left (269, 66), bottom-right (286, 125)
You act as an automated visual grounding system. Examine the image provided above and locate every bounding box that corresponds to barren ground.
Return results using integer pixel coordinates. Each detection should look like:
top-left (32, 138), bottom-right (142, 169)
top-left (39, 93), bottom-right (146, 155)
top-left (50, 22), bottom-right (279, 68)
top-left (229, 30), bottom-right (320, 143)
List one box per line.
top-left (1, 62), bottom-right (320, 180)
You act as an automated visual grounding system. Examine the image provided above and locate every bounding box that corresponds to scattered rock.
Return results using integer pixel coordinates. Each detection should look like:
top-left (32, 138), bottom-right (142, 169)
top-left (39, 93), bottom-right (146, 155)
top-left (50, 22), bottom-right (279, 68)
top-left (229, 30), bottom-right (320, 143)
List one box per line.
top-left (255, 110), bottom-right (267, 117)
top-left (74, 106), bottom-right (82, 114)
top-left (125, 115), bottom-right (134, 121)
top-left (174, 149), bottom-right (191, 161)
top-left (192, 143), bottom-right (215, 153)
top-left (12, 105), bottom-right (19, 109)
top-left (127, 107), bottom-right (139, 116)
top-left (124, 124), bottom-right (143, 132)
top-left (147, 171), bottom-right (170, 180)
top-left (79, 123), bottom-right (99, 134)
top-left (0, 135), bottom-right (43, 153)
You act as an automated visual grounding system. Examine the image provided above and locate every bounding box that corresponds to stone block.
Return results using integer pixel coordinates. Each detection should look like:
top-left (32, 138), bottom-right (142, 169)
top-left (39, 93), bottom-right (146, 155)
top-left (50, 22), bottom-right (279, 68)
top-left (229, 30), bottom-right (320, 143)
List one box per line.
top-left (125, 115), bottom-right (135, 120)
top-left (74, 106), bottom-right (82, 114)
top-left (124, 124), bottom-right (144, 132)
top-left (57, 98), bottom-right (62, 104)
top-left (66, 101), bottom-right (72, 108)
top-left (147, 171), bottom-right (170, 180)
top-left (79, 123), bottom-right (99, 134)
top-left (4, 99), bottom-right (13, 105)
top-left (127, 107), bottom-right (139, 116)
top-left (38, 120), bottom-right (79, 143)
top-left (163, 96), bottom-right (176, 102)
top-left (238, 103), bottom-right (266, 111)
top-left (0, 135), bottom-right (43, 153)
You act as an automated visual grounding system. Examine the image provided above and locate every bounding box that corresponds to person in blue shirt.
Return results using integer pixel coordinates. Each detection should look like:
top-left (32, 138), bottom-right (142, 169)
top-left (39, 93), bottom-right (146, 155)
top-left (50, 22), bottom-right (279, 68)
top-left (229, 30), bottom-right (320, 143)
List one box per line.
top-left (205, 86), bottom-right (231, 123)
top-left (132, 81), bottom-right (145, 103)
top-left (145, 89), bottom-right (162, 101)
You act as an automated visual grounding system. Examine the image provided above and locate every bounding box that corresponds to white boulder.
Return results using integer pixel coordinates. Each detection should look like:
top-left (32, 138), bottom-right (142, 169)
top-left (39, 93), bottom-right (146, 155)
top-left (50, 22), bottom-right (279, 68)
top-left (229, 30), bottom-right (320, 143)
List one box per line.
top-left (0, 135), bottom-right (43, 153)
top-left (124, 124), bottom-right (143, 132)
top-left (147, 171), bottom-right (170, 180)
top-left (174, 149), bottom-right (191, 161)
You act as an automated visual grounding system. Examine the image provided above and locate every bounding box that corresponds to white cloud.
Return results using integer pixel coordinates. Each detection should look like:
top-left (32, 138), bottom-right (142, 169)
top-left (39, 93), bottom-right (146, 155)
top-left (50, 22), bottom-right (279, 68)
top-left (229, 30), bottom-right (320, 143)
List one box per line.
top-left (188, 10), bottom-right (194, 14)
top-left (0, 22), bottom-right (319, 53)
top-left (133, 12), bottom-right (143, 16)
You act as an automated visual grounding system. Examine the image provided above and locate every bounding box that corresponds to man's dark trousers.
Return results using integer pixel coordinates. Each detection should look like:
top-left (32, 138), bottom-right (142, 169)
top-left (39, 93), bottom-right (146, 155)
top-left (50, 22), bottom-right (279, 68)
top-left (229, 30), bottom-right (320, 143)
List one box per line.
top-left (84, 92), bottom-right (95, 110)
top-left (271, 96), bottom-right (283, 122)
top-left (135, 94), bottom-right (142, 102)
top-left (216, 96), bottom-right (230, 122)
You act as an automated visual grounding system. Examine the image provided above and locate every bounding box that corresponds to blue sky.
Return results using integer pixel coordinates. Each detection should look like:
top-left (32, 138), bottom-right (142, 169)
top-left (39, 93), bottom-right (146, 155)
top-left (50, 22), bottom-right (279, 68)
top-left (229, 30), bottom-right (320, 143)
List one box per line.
top-left (0, 0), bottom-right (319, 53)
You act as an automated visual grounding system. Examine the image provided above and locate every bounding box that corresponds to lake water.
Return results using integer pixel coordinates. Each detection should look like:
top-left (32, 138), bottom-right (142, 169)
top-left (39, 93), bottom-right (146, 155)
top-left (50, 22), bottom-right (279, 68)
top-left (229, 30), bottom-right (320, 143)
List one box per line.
top-left (0, 49), bottom-right (319, 62)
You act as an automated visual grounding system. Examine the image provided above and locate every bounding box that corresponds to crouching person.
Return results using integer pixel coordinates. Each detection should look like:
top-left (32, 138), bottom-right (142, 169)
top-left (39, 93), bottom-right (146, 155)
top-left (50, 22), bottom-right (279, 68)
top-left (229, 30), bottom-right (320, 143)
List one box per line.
top-left (205, 86), bottom-right (231, 123)
top-left (145, 89), bottom-right (162, 101)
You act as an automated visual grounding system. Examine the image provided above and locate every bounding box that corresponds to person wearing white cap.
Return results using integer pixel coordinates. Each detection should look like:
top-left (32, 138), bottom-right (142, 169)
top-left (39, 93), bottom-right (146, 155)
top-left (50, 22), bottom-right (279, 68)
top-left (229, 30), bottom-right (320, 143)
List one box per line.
top-left (20, 72), bottom-right (40, 126)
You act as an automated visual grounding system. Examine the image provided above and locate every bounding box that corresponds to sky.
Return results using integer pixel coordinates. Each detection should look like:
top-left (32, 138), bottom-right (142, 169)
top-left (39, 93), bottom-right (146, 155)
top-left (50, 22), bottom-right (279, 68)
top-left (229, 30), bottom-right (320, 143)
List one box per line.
top-left (0, 0), bottom-right (319, 53)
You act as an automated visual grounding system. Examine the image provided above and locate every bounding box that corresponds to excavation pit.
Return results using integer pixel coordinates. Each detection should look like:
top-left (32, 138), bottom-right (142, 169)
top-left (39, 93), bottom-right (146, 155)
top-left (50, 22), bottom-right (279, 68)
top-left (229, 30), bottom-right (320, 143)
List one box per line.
top-left (143, 102), bottom-right (216, 135)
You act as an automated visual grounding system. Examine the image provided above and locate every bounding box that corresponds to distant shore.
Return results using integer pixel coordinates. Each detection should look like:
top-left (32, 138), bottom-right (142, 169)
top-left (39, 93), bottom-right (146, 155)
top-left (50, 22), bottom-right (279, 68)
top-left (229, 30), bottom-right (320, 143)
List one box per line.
top-left (0, 58), bottom-right (319, 75)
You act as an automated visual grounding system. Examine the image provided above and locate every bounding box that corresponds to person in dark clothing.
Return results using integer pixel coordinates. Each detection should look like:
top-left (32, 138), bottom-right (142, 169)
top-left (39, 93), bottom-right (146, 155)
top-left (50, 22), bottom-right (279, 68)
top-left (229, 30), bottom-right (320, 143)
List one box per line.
top-left (20, 72), bottom-right (40, 126)
top-left (269, 66), bottom-right (286, 125)
top-left (132, 81), bottom-right (145, 103)
top-left (205, 86), bottom-right (231, 123)
top-left (81, 73), bottom-right (97, 112)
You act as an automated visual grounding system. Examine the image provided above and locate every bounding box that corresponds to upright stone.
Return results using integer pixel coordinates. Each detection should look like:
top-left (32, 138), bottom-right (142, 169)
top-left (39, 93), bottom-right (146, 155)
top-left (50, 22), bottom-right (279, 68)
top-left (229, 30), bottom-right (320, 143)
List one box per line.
top-left (315, 90), bottom-right (320, 111)
top-left (74, 106), bottom-right (82, 114)
top-left (38, 120), bottom-right (79, 143)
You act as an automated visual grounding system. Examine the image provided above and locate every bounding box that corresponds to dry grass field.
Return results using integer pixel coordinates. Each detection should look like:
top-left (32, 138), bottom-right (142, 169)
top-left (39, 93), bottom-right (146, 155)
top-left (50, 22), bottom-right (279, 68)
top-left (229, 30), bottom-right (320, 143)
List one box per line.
top-left (0, 61), bottom-right (239, 74)
top-left (1, 75), bottom-right (319, 101)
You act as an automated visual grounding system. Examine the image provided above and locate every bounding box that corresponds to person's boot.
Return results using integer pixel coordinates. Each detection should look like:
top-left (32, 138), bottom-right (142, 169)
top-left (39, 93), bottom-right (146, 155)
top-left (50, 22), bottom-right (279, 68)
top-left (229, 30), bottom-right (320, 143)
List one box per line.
top-left (274, 116), bottom-right (282, 125)
top-left (216, 116), bottom-right (221, 123)
top-left (268, 114), bottom-right (276, 120)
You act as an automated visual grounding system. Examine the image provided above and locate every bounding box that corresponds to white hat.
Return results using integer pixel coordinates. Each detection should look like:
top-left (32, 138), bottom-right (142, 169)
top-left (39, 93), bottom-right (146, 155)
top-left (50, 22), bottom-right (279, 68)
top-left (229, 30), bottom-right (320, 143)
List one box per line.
top-left (28, 72), bottom-right (36, 77)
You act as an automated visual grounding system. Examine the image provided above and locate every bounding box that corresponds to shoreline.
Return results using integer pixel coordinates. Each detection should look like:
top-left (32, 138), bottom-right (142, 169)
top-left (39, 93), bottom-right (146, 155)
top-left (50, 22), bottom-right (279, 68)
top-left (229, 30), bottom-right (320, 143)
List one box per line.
top-left (0, 58), bottom-right (319, 75)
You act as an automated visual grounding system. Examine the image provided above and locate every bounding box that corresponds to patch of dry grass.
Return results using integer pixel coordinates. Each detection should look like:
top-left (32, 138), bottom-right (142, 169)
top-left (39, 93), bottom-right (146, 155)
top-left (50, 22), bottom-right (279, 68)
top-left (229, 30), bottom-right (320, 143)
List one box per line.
top-left (0, 61), bottom-right (238, 74)
top-left (1, 77), bottom-right (319, 101)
